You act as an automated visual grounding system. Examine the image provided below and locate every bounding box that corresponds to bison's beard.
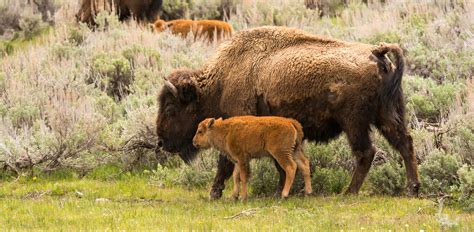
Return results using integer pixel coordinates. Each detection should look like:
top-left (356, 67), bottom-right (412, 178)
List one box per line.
top-left (177, 145), bottom-right (199, 164)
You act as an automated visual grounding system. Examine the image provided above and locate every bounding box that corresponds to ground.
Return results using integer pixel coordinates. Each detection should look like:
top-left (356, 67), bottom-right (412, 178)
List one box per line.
top-left (0, 176), bottom-right (472, 231)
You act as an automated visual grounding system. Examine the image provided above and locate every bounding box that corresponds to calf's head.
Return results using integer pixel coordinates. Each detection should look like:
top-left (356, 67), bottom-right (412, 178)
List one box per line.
top-left (156, 68), bottom-right (202, 163)
top-left (192, 118), bottom-right (216, 149)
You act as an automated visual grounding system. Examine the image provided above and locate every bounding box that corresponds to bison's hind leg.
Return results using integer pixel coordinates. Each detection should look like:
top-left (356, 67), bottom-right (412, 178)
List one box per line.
top-left (376, 120), bottom-right (420, 196)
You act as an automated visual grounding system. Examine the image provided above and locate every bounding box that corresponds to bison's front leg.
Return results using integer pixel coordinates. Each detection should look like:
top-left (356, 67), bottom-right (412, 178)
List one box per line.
top-left (209, 153), bottom-right (234, 200)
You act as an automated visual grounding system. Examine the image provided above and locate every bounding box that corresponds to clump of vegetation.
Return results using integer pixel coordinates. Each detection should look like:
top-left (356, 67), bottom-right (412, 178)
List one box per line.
top-left (90, 53), bottom-right (133, 100)
top-left (368, 162), bottom-right (406, 196)
top-left (419, 150), bottom-right (461, 196)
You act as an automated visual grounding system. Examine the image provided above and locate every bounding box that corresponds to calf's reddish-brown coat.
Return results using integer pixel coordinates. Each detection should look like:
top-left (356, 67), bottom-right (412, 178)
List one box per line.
top-left (192, 116), bottom-right (312, 200)
top-left (156, 26), bottom-right (420, 199)
top-left (152, 19), bottom-right (232, 42)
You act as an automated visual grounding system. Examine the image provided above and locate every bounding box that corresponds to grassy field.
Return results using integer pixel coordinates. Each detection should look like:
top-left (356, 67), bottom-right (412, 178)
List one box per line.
top-left (0, 176), bottom-right (472, 231)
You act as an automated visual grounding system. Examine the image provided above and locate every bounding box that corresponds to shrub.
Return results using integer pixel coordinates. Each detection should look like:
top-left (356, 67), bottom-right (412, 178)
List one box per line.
top-left (368, 161), bottom-right (406, 195)
top-left (457, 165), bottom-right (473, 211)
top-left (90, 53), bottom-right (133, 100)
top-left (50, 42), bottom-right (77, 60)
top-left (443, 115), bottom-right (474, 165)
top-left (305, 139), bottom-right (353, 171)
top-left (160, 0), bottom-right (236, 20)
top-left (176, 164), bottom-right (214, 189)
top-left (18, 8), bottom-right (45, 40)
top-left (249, 158), bottom-right (280, 197)
top-left (312, 166), bottom-right (351, 194)
top-left (67, 25), bottom-right (88, 46)
top-left (404, 75), bottom-right (464, 122)
top-left (419, 149), bottom-right (461, 195)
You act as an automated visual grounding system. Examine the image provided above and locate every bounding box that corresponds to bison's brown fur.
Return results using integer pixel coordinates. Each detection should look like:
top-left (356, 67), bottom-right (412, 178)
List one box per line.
top-left (152, 19), bottom-right (232, 43)
top-left (76, 0), bottom-right (162, 25)
top-left (156, 26), bottom-right (420, 199)
top-left (192, 116), bottom-right (312, 200)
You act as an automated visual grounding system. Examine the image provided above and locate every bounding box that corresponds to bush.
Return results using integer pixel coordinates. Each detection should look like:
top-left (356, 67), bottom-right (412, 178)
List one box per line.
top-left (404, 75), bottom-right (464, 122)
top-left (305, 139), bottom-right (353, 171)
top-left (18, 9), bottom-right (46, 40)
top-left (368, 162), bottom-right (406, 195)
top-left (457, 165), bottom-right (473, 211)
top-left (90, 53), bottom-right (133, 100)
top-left (419, 150), bottom-right (461, 195)
top-left (249, 158), bottom-right (280, 197)
top-left (176, 164), bottom-right (214, 189)
top-left (160, 0), bottom-right (236, 20)
top-left (312, 167), bottom-right (351, 194)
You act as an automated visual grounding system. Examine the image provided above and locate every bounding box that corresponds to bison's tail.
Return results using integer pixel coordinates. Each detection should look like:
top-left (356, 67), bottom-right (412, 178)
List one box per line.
top-left (372, 43), bottom-right (405, 124)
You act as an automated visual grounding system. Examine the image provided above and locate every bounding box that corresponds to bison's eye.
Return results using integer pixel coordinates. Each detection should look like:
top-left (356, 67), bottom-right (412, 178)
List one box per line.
top-left (164, 105), bottom-right (175, 115)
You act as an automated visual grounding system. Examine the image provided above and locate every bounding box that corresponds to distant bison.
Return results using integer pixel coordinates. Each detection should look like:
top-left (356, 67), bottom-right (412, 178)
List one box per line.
top-left (76, 0), bottom-right (162, 25)
top-left (156, 26), bottom-right (420, 199)
top-left (192, 116), bottom-right (312, 200)
top-left (152, 19), bottom-right (232, 43)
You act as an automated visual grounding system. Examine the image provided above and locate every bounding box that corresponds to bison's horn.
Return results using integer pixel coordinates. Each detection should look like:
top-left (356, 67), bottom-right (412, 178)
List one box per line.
top-left (164, 80), bottom-right (179, 98)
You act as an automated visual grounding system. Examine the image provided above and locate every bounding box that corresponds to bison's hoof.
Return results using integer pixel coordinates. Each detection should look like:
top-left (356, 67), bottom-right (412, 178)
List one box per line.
top-left (209, 190), bottom-right (223, 201)
top-left (407, 182), bottom-right (421, 197)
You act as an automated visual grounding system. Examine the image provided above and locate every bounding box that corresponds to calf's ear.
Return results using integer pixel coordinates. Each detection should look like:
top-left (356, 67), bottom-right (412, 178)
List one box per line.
top-left (207, 118), bottom-right (215, 128)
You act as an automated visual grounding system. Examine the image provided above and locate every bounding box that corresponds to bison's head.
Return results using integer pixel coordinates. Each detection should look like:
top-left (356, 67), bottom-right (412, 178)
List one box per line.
top-left (156, 68), bottom-right (202, 163)
top-left (153, 19), bottom-right (167, 32)
top-left (192, 118), bottom-right (215, 149)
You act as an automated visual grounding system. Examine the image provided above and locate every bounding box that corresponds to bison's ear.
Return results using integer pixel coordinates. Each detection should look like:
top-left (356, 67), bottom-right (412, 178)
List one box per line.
top-left (179, 81), bottom-right (198, 103)
top-left (163, 79), bottom-right (198, 103)
top-left (207, 118), bottom-right (215, 128)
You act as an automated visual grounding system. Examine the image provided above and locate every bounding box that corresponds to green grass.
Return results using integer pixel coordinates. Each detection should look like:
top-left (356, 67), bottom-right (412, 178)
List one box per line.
top-left (0, 176), bottom-right (472, 231)
top-left (0, 26), bottom-right (52, 56)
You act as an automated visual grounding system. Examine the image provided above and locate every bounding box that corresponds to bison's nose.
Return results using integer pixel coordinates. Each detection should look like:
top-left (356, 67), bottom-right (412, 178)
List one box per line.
top-left (192, 140), bottom-right (199, 149)
top-left (157, 138), bottom-right (164, 148)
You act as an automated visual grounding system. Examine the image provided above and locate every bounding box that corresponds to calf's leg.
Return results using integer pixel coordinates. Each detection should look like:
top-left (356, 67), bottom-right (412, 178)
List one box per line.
top-left (272, 152), bottom-right (297, 199)
top-left (273, 158), bottom-right (286, 196)
top-left (232, 165), bottom-right (240, 200)
top-left (294, 148), bottom-right (312, 195)
top-left (210, 153), bottom-right (235, 200)
top-left (238, 161), bottom-right (250, 200)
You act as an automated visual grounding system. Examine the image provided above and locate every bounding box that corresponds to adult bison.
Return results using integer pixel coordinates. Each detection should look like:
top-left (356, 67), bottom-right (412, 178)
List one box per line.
top-left (156, 26), bottom-right (420, 199)
top-left (76, 0), bottom-right (162, 25)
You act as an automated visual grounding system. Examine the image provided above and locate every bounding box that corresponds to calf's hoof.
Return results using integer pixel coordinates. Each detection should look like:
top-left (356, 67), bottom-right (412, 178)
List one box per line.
top-left (231, 194), bottom-right (239, 201)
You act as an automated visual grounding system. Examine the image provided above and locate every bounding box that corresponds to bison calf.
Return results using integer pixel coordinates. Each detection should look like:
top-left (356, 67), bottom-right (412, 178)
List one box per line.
top-left (152, 19), bottom-right (232, 43)
top-left (192, 116), bottom-right (312, 200)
